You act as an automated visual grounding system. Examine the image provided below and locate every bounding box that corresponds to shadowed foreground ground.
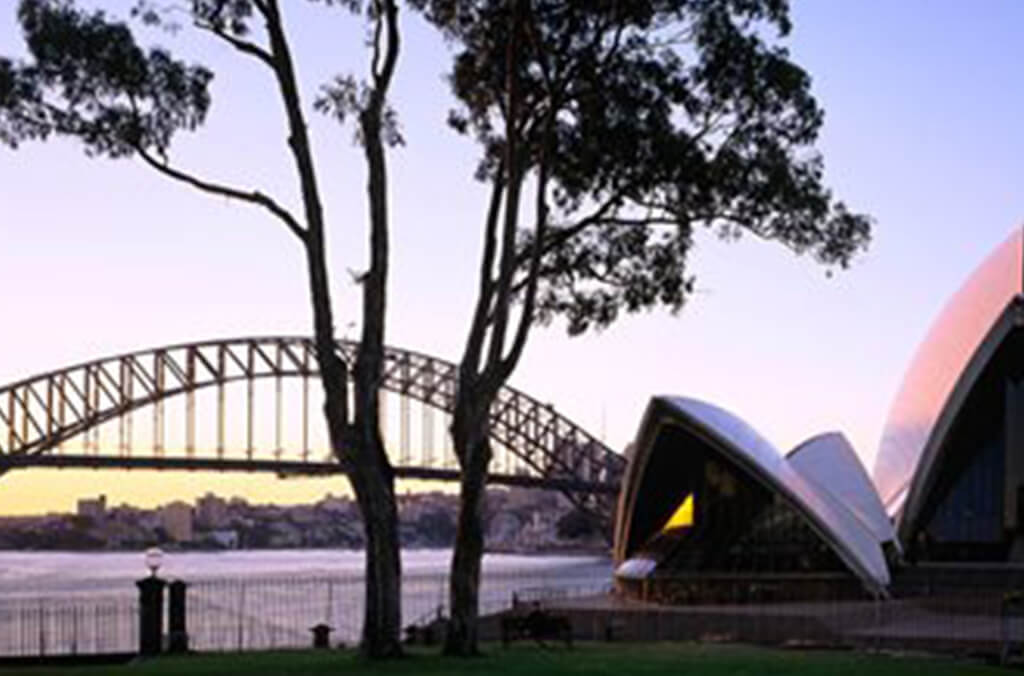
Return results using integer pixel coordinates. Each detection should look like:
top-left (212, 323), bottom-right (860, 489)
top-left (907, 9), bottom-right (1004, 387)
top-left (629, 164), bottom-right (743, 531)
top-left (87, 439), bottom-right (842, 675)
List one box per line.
top-left (0, 643), bottom-right (1007, 676)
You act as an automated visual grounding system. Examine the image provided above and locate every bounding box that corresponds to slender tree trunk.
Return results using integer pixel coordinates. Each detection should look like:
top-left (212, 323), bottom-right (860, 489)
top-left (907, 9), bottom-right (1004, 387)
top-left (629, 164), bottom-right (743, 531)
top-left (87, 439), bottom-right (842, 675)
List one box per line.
top-left (444, 395), bottom-right (493, 655)
top-left (306, 191), bottom-right (400, 657)
top-left (349, 444), bottom-right (402, 657)
top-left (321, 367), bottom-right (402, 657)
top-left (347, 0), bottom-right (402, 651)
top-left (445, 2), bottom-right (537, 655)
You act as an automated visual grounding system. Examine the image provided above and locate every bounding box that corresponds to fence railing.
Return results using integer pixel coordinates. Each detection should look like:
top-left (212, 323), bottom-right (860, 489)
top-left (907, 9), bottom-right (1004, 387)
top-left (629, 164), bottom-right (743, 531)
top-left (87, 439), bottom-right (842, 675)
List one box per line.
top-left (0, 564), bottom-right (611, 658)
top-left (0, 596), bottom-right (138, 657)
top-left (12, 571), bottom-right (1022, 662)
top-left (184, 568), bottom-right (610, 651)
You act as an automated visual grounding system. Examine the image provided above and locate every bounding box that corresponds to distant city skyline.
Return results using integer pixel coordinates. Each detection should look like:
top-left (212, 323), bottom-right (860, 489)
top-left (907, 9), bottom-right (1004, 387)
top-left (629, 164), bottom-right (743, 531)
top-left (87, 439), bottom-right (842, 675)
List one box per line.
top-left (1, 1), bottom-right (1023, 514)
top-left (0, 486), bottom-right (584, 553)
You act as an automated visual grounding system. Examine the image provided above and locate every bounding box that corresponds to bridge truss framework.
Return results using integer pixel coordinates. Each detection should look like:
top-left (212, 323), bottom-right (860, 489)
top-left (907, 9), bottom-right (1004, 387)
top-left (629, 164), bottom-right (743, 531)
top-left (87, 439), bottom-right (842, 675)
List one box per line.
top-left (0, 337), bottom-right (624, 525)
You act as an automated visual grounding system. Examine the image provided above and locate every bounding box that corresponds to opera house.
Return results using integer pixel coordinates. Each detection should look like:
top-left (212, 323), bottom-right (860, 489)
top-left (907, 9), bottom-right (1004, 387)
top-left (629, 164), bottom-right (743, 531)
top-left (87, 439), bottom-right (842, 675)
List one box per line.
top-left (613, 228), bottom-right (1024, 602)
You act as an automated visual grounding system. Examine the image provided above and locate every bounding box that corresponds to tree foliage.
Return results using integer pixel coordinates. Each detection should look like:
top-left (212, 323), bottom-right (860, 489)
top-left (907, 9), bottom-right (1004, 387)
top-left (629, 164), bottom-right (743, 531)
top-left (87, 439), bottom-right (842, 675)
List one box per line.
top-left (0, 1), bottom-right (211, 156)
top-left (415, 0), bottom-right (871, 334)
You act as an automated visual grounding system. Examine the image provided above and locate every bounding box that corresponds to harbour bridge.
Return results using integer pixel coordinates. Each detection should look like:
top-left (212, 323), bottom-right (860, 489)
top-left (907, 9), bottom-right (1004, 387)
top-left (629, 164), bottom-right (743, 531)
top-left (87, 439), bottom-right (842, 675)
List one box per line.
top-left (0, 336), bottom-right (625, 528)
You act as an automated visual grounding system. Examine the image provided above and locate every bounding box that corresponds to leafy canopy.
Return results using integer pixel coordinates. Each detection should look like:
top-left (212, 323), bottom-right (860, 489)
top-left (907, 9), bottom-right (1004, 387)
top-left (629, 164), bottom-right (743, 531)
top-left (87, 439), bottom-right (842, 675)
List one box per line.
top-left (0, 0), bottom-right (370, 157)
top-left (412, 0), bottom-right (872, 334)
top-left (0, 0), bottom-right (212, 156)
top-left (0, 0), bottom-right (873, 338)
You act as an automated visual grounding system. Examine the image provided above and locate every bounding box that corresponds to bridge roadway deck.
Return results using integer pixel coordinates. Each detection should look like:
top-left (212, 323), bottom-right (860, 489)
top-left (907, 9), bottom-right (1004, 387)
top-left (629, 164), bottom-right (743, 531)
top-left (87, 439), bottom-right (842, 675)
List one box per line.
top-left (0, 453), bottom-right (619, 494)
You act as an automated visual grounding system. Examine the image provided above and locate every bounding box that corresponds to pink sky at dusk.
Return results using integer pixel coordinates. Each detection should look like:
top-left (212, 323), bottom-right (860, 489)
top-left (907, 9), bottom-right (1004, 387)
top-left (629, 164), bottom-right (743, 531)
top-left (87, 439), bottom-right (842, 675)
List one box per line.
top-left (0, 1), bottom-right (1022, 514)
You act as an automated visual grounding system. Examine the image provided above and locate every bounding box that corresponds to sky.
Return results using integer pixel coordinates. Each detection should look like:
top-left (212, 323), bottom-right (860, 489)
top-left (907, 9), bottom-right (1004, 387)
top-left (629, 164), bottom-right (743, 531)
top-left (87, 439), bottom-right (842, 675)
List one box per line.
top-left (0, 1), bottom-right (1022, 515)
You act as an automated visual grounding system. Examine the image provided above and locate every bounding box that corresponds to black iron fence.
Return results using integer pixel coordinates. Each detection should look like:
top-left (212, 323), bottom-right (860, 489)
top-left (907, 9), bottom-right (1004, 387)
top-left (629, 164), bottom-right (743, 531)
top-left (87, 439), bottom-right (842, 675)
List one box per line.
top-left (0, 568), bottom-right (610, 657)
top-left (184, 569), bottom-right (611, 651)
top-left (9, 567), bottom-right (1024, 663)
top-left (0, 596), bottom-right (138, 657)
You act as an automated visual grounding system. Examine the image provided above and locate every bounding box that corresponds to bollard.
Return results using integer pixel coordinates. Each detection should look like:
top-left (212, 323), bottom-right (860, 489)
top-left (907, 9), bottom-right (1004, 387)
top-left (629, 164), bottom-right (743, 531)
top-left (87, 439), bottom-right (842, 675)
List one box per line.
top-left (136, 575), bottom-right (167, 657)
top-left (310, 623), bottom-right (333, 649)
top-left (168, 580), bottom-right (189, 654)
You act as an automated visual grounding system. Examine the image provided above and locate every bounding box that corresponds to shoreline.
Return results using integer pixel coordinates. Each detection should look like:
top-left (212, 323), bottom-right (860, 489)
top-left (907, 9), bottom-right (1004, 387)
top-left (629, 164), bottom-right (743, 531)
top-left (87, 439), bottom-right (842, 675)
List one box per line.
top-left (484, 545), bottom-right (609, 557)
top-left (0, 545), bottom-right (609, 556)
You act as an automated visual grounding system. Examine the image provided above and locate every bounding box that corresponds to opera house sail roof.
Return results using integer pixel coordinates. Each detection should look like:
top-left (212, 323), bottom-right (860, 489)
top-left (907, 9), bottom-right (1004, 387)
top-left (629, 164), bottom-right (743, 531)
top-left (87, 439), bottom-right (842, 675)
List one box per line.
top-left (611, 227), bottom-right (1024, 598)
top-left (873, 228), bottom-right (1024, 546)
top-left (615, 397), bottom-right (890, 597)
top-left (788, 433), bottom-right (896, 550)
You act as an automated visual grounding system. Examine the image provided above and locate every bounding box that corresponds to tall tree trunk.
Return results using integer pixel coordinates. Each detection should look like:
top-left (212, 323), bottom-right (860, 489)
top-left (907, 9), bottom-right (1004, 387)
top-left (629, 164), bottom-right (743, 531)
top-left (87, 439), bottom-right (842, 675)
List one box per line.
top-left (444, 390), bottom-right (495, 655)
top-left (347, 0), bottom-right (402, 652)
top-left (445, 476), bottom-right (486, 653)
top-left (445, 1), bottom-right (535, 656)
top-left (349, 443), bottom-right (402, 656)
top-left (321, 362), bottom-right (402, 657)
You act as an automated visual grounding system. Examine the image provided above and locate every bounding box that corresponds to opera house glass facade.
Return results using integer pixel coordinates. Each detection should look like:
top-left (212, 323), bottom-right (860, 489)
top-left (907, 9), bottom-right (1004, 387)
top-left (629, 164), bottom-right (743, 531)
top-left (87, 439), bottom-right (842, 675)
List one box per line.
top-left (613, 228), bottom-right (1024, 602)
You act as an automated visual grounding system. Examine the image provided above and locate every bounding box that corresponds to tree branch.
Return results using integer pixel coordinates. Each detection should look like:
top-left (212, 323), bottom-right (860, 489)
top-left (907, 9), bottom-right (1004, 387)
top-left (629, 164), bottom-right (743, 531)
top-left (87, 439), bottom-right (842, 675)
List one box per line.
top-left (500, 102), bottom-right (554, 381)
top-left (461, 166), bottom-right (505, 380)
top-left (134, 143), bottom-right (307, 242)
top-left (483, 0), bottom-right (527, 375)
top-left (194, 19), bottom-right (275, 69)
top-left (371, 0), bottom-right (400, 91)
top-left (370, 1), bottom-right (384, 81)
top-left (510, 178), bottom-right (641, 272)
top-left (262, 0), bottom-right (348, 428)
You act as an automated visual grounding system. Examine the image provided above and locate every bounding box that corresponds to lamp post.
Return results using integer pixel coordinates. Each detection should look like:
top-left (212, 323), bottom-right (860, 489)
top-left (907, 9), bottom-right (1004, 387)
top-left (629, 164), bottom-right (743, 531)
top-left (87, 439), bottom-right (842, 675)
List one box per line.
top-left (136, 548), bottom-right (167, 657)
top-left (144, 547), bottom-right (164, 577)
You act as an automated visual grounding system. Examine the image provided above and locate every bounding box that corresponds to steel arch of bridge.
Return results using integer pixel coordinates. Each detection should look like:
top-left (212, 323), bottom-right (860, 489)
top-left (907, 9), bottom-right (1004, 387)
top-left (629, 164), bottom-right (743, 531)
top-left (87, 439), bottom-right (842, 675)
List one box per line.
top-left (0, 337), bottom-right (624, 504)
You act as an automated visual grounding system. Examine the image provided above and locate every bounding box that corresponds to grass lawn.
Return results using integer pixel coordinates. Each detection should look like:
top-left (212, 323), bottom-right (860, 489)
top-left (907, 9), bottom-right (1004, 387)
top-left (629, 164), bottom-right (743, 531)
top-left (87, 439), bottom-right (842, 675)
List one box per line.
top-left (0, 643), bottom-right (1008, 676)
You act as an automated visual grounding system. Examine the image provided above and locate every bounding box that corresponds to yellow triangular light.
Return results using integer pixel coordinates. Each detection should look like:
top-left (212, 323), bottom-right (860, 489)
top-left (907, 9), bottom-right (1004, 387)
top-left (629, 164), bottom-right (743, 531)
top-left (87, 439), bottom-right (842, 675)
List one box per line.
top-left (661, 493), bottom-right (694, 533)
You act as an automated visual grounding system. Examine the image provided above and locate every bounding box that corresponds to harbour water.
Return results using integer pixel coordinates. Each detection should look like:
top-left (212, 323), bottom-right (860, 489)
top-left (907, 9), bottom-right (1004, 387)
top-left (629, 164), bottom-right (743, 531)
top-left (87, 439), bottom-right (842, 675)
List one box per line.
top-left (0, 549), bottom-right (612, 653)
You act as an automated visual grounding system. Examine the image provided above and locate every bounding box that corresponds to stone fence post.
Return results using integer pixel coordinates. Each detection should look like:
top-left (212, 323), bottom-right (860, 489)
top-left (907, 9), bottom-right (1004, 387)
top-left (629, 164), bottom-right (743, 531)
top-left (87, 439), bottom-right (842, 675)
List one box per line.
top-left (168, 579), bottom-right (189, 654)
top-left (136, 575), bottom-right (167, 657)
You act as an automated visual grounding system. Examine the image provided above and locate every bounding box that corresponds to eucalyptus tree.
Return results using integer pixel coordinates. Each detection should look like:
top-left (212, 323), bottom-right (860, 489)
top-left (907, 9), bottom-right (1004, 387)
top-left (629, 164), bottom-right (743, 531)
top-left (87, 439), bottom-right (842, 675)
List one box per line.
top-left (0, 0), bottom-right (405, 656)
top-left (410, 0), bottom-right (873, 655)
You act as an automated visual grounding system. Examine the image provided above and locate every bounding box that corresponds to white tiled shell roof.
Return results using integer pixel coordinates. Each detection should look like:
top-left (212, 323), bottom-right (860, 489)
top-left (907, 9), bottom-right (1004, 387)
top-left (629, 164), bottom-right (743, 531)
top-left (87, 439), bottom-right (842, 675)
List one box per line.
top-left (788, 432), bottom-right (896, 549)
top-left (873, 228), bottom-right (1023, 513)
